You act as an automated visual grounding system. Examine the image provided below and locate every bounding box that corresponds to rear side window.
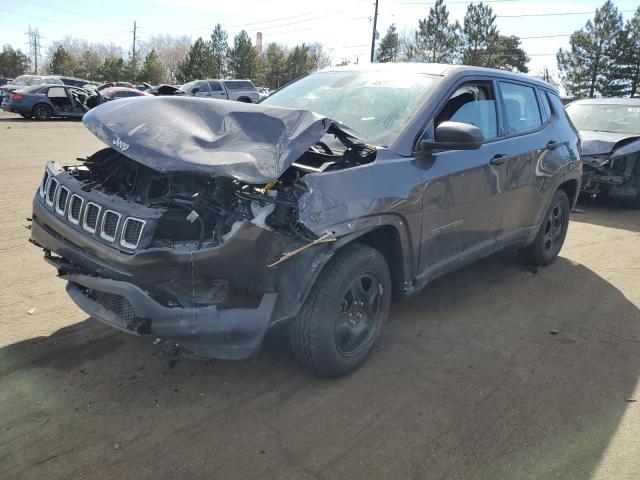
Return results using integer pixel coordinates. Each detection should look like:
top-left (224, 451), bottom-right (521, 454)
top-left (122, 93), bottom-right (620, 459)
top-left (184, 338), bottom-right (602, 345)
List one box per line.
top-left (112, 91), bottom-right (140, 98)
top-left (225, 80), bottom-right (254, 90)
top-left (500, 82), bottom-right (542, 134)
top-left (539, 90), bottom-right (552, 122)
top-left (209, 81), bottom-right (223, 91)
top-left (47, 87), bottom-right (67, 98)
top-left (435, 81), bottom-right (498, 141)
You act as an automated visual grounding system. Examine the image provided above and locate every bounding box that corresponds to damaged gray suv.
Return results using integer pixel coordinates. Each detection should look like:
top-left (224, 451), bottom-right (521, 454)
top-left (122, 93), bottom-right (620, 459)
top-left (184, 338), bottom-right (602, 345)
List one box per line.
top-left (30, 64), bottom-right (581, 377)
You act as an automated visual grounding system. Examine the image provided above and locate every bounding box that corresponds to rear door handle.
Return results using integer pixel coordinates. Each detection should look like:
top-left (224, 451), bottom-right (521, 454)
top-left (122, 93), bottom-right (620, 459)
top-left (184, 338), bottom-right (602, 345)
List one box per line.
top-left (546, 140), bottom-right (561, 150)
top-left (489, 154), bottom-right (508, 166)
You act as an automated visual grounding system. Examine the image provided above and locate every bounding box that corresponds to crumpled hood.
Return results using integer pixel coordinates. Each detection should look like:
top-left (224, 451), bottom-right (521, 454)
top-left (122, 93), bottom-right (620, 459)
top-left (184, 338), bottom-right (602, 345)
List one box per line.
top-left (82, 96), bottom-right (358, 184)
top-left (580, 130), bottom-right (640, 156)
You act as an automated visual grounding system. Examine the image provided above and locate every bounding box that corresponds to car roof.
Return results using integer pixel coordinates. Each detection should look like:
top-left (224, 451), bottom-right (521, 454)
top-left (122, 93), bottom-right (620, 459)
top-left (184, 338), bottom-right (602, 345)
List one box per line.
top-left (569, 97), bottom-right (640, 105)
top-left (318, 62), bottom-right (556, 91)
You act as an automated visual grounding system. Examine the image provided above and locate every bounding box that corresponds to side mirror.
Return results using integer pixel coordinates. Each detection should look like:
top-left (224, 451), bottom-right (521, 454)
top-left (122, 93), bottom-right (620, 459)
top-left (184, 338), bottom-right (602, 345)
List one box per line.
top-left (419, 121), bottom-right (484, 151)
top-left (191, 86), bottom-right (200, 94)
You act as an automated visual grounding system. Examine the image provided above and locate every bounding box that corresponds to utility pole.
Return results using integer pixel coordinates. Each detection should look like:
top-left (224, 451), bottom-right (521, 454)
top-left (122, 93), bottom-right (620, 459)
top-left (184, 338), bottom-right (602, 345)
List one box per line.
top-left (26, 27), bottom-right (42, 74)
top-left (131, 21), bottom-right (137, 82)
top-left (370, 0), bottom-right (379, 63)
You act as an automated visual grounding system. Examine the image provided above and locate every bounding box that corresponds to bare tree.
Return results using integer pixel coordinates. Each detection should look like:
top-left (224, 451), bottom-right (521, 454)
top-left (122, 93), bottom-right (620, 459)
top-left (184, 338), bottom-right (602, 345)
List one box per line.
top-left (142, 34), bottom-right (192, 83)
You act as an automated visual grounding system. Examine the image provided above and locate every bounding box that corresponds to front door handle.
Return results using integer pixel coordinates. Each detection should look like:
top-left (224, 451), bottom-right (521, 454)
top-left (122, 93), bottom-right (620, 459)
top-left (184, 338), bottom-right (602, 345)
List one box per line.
top-left (489, 154), bottom-right (508, 166)
top-left (546, 140), bottom-right (561, 150)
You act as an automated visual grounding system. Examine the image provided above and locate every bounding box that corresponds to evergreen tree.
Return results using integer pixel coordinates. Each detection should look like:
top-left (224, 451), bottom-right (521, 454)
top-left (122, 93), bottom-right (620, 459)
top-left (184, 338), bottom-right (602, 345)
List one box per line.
top-left (284, 43), bottom-right (312, 84)
top-left (229, 30), bottom-right (258, 79)
top-left (486, 35), bottom-right (529, 73)
top-left (140, 49), bottom-right (164, 84)
top-left (100, 56), bottom-right (125, 81)
top-left (415, 0), bottom-right (459, 63)
top-left (48, 45), bottom-right (75, 76)
top-left (176, 37), bottom-right (214, 82)
top-left (210, 24), bottom-right (229, 78)
top-left (621, 7), bottom-right (640, 97)
top-left (262, 43), bottom-right (287, 89)
top-left (0, 44), bottom-right (30, 77)
top-left (460, 2), bottom-right (498, 66)
top-left (376, 24), bottom-right (399, 62)
top-left (557, 1), bottom-right (626, 98)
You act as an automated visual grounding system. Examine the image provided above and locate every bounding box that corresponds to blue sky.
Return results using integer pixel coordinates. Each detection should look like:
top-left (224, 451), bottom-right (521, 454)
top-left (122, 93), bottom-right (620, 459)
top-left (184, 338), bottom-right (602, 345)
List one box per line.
top-left (0, 0), bottom-right (638, 79)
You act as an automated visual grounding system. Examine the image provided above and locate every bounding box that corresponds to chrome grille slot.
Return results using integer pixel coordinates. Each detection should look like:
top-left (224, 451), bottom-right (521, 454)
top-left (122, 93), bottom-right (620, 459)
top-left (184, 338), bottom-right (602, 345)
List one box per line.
top-left (100, 210), bottom-right (121, 242)
top-left (121, 218), bottom-right (145, 249)
top-left (40, 170), bottom-right (50, 197)
top-left (55, 186), bottom-right (70, 216)
top-left (83, 202), bottom-right (101, 233)
top-left (68, 194), bottom-right (83, 224)
top-left (45, 178), bottom-right (58, 206)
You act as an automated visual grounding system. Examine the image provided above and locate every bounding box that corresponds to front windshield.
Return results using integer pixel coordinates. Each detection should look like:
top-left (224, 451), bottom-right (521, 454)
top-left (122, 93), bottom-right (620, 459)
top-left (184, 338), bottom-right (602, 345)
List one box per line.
top-left (180, 81), bottom-right (197, 93)
top-left (566, 103), bottom-right (640, 135)
top-left (10, 75), bottom-right (42, 86)
top-left (261, 71), bottom-right (439, 145)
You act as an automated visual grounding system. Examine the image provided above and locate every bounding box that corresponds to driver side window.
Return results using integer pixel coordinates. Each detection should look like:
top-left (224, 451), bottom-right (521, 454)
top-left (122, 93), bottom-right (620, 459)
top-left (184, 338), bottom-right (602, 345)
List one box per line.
top-left (435, 81), bottom-right (498, 141)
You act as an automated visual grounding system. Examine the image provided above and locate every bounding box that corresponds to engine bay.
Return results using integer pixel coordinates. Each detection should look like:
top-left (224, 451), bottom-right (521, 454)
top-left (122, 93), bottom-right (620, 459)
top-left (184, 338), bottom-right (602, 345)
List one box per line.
top-left (63, 140), bottom-right (376, 250)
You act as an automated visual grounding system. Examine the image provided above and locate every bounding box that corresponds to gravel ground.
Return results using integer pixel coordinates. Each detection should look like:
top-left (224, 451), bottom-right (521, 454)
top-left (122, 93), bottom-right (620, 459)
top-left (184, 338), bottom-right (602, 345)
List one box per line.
top-left (1, 110), bottom-right (639, 480)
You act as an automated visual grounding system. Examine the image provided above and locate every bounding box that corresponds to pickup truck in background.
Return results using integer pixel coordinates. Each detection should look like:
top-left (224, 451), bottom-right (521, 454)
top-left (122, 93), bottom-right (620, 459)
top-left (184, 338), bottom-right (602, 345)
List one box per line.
top-left (179, 79), bottom-right (259, 103)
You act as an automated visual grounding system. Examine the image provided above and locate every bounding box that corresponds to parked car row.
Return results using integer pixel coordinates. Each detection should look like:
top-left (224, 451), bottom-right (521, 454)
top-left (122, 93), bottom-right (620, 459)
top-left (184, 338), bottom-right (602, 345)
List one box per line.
top-left (1, 76), bottom-right (266, 119)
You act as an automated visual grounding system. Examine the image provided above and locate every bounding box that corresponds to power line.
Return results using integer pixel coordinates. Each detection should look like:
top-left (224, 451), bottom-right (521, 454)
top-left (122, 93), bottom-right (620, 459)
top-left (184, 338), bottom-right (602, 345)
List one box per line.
top-left (497, 9), bottom-right (635, 18)
top-left (0, 8), bottom-right (70, 27)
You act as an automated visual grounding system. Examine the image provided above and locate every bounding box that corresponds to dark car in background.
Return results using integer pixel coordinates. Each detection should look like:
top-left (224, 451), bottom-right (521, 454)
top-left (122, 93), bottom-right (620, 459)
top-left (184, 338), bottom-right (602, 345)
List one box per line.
top-left (1, 84), bottom-right (92, 119)
top-left (30, 63), bottom-right (581, 376)
top-left (85, 86), bottom-right (150, 109)
top-left (0, 78), bottom-right (12, 87)
top-left (566, 98), bottom-right (640, 208)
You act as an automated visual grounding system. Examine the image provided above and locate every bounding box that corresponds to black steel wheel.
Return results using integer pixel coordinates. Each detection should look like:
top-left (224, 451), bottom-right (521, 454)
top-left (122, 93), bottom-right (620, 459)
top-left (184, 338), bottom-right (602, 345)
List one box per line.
top-left (289, 243), bottom-right (391, 377)
top-left (334, 273), bottom-right (384, 357)
top-left (32, 103), bottom-right (52, 120)
top-left (521, 189), bottom-right (570, 266)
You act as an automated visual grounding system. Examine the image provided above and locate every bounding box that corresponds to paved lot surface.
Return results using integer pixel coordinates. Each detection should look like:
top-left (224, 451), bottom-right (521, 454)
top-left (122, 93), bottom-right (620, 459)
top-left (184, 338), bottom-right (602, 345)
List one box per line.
top-left (1, 110), bottom-right (639, 480)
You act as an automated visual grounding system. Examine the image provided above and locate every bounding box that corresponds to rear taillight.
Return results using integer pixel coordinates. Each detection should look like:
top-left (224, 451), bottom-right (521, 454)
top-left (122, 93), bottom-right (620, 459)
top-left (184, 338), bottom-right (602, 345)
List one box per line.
top-left (10, 93), bottom-right (23, 100)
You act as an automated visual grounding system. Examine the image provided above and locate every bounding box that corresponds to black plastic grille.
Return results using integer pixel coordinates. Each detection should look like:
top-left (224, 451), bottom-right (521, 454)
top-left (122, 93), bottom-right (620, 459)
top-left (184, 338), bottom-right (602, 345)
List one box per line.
top-left (122, 219), bottom-right (144, 247)
top-left (56, 187), bottom-right (69, 214)
top-left (69, 195), bottom-right (83, 221)
top-left (102, 211), bottom-right (119, 239)
top-left (46, 178), bottom-right (58, 204)
top-left (92, 290), bottom-right (136, 326)
top-left (84, 203), bottom-right (100, 230)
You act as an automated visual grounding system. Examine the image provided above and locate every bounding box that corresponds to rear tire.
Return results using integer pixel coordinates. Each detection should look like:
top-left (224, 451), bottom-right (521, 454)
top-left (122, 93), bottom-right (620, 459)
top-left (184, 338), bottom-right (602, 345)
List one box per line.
top-left (520, 189), bottom-right (570, 266)
top-left (289, 243), bottom-right (391, 377)
top-left (32, 103), bottom-right (52, 120)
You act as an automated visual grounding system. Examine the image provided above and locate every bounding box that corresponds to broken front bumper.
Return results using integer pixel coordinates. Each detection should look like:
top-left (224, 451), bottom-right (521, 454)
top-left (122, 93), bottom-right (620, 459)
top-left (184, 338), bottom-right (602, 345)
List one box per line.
top-left (31, 189), bottom-right (333, 359)
top-left (63, 271), bottom-right (277, 360)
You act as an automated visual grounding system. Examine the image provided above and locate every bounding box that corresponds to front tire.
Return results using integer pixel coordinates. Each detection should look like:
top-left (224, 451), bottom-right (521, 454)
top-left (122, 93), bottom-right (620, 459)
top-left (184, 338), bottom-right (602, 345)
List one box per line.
top-left (521, 189), bottom-right (570, 266)
top-left (289, 243), bottom-right (391, 377)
